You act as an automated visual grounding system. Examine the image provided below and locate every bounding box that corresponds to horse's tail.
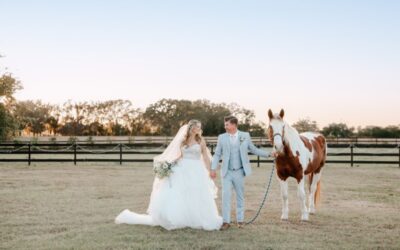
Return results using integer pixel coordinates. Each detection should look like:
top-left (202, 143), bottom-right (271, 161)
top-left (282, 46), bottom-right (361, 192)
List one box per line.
top-left (308, 172), bottom-right (314, 192)
top-left (315, 179), bottom-right (321, 207)
top-left (316, 137), bottom-right (327, 208)
top-left (308, 172), bottom-right (321, 208)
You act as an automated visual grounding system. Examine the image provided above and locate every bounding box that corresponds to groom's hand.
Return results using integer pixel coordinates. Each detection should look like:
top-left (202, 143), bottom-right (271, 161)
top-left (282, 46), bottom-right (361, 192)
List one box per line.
top-left (210, 170), bottom-right (217, 179)
top-left (270, 150), bottom-right (279, 158)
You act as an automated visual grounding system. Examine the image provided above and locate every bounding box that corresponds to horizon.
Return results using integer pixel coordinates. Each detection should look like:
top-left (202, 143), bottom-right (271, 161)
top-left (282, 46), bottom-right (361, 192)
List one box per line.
top-left (6, 97), bottom-right (399, 130)
top-left (1, 1), bottom-right (399, 128)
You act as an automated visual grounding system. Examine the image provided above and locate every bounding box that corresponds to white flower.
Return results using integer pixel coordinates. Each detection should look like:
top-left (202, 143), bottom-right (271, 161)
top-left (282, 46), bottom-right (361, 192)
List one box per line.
top-left (153, 161), bottom-right (174, 179)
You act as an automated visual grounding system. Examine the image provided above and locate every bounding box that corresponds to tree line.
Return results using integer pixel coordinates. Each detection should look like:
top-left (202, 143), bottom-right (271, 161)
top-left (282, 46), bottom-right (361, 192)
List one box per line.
top-left (3, 97), bottom-right (400, 140)
top-left (291, 118), bottom-right (400, 139)
top-left (1, 58), bottom-right (399, 140)
top-left (5, 98), bottom-right (266, 138)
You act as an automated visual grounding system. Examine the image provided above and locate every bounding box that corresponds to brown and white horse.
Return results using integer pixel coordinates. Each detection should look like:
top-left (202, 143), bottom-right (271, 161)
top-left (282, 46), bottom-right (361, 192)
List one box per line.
top-left (268, 109), bottom-right (327, 221)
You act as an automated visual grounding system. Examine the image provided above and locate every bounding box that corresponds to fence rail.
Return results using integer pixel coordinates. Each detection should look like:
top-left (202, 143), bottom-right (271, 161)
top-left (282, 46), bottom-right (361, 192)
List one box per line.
top-left (1, 141), bottom-right (399, 167)
top-left (9, 137), bottom-right (400, 145)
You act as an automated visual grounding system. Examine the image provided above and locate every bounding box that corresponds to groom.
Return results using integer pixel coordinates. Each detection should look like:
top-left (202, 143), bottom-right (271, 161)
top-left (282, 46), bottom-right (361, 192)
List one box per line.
top-left (210, 115), bottom-right (272, 230)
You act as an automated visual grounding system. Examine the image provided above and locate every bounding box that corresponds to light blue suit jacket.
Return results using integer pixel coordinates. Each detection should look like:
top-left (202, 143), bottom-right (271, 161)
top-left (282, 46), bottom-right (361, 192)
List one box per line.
top-left (211, 130), bottom-right (270, 177)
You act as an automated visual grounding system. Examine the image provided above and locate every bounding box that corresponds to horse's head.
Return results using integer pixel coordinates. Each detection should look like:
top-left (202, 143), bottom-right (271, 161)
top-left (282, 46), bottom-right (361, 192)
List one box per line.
top-left (268, 109), bottom-right (286, 154)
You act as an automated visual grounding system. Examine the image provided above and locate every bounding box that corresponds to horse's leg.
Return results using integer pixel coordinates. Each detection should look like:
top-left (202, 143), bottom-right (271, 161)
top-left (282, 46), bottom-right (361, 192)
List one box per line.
top-left (297, 178), bottom-right (309, 221)
top-left (279, 179), bottom-right (289, 220)
top-left (309, 172), bottom-right (322, 214)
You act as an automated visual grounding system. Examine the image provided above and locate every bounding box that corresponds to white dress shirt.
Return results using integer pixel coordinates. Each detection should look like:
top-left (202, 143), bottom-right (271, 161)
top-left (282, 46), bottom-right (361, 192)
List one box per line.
top-left (229, 130), bottom-right (239, 144)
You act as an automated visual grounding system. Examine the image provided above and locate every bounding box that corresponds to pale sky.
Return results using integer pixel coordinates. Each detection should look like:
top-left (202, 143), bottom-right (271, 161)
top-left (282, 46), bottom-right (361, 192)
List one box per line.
top-left (1, 0), bottom-right (399, 128)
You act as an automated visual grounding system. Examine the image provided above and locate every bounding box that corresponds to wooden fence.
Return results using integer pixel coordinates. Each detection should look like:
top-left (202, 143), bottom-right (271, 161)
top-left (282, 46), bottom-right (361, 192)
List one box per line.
top-left (1, 140), bottom-right (399, 167)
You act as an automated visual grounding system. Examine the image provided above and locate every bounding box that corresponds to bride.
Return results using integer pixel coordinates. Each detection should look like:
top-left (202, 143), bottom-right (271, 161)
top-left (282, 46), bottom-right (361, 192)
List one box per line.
top-left (115, 120), bottom-right (223, 230)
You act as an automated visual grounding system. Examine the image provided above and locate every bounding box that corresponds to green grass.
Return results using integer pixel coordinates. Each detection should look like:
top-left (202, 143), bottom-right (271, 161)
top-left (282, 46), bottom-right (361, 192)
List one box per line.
top-left (1, 162), bottom-right (399, 250)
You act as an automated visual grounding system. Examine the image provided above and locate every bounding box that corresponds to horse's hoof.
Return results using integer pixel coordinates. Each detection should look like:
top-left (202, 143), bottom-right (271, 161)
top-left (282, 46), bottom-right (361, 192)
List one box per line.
top-left (301, 214), bottom-right (309, 221)
top-left (281, 215), bottom-right (289, 221)
top-left (309, 208), bottom-right (316, 214)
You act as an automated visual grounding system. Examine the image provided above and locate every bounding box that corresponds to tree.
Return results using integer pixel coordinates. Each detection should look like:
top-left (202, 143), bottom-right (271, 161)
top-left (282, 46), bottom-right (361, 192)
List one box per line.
top-left (292, 118), bottom-right (319, 133)
top-left (0, 74), bottom-right (22, 103)
top-left (0, 55), bottom-right (23, 140)
top-left (144, 99), bottom-right (196, 135)
top-left (201, 103), bottom-right (231, 136)
top-left (97, 100), bottom-right (138, 136)
top-left (129, 113), bottom-right (152, 136)
top-left (357, 125), bottom-right (400, 138)
top-left (143, 99), bottom-right (235, 136)
top-left (54, 100), bottom-right (141, 136)
top-left (13, 100), bottom-right (51, 136)
top-left (0, 104), bottom-right (16, 139)
top-left (142, 99), bottom-right (266, 136)
top-left (321, 123), bottom-right (354, 138)
top-left (248, 123), bottom-right (267, 137)
top-left (46, 105), bottom-right (61, 135)
top-left (59, 100), bottom-right (90, 136)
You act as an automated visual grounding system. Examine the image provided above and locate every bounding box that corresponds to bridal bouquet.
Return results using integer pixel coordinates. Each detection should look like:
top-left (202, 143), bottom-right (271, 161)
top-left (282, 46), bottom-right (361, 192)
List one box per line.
top-left (153, 161), bottom-right (175, 179)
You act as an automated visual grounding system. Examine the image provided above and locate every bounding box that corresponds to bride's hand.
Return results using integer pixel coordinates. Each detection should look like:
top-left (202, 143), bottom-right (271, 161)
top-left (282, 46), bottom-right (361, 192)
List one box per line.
top-left (209, 170), bottom-right (217, 179)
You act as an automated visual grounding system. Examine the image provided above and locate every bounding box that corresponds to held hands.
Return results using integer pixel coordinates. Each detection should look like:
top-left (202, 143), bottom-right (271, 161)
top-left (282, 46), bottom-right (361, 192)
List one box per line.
top-left (209, 170), bottom-right (217, 179)
top-left (270, 150), bottom-right (279, 158)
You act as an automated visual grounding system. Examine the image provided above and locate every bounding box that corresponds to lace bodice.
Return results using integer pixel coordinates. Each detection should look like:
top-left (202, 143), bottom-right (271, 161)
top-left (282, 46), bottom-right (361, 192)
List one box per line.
top-left (182, 144), bottom-right (201, 160)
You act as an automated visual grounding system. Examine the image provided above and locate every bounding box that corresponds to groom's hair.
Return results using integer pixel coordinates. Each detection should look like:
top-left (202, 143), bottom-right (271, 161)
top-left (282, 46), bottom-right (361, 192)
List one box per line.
top-left (224, 115), bottom-right (238, 126)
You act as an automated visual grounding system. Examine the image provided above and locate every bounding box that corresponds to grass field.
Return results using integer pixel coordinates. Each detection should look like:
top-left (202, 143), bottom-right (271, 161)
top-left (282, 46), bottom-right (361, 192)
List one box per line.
top-left (1, 161), bottom-right (399, 250)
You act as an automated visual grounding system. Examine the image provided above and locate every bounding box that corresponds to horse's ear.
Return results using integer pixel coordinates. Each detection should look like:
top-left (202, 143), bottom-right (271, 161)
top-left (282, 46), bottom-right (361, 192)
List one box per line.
top-left (279, 109), bottom-right (285, 119)
top-left (268, 109), bottom-right (273, 120)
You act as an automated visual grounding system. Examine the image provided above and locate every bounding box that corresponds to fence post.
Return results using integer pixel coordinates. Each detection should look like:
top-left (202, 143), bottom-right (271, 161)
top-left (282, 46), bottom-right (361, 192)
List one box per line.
top-left (73, 142), bottom-right (77, 166)
top-left (350, 144), bottom-right (354, 167)
top-left (210, 144), bottom-right (214, 155)
top-left (28, 143), bottom-right (31, 166)
top-left (257, 145), bottom-right (260, 168)
top-left (398, 145), bottom-right (400, 168)
top-left (119, 144), bottom-right (123, 165)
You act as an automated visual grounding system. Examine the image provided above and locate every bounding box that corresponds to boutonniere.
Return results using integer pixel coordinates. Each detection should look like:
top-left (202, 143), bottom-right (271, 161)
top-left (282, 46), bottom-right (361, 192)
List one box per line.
top-left (239, 136), bottom-right (245, 144)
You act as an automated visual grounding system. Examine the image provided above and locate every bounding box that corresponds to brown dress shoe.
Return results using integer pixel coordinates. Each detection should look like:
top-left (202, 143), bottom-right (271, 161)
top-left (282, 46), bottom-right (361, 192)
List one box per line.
top-left (220, 223), bottom-right (230, 230)
top-left (237, 222), bottom-right (245, 228)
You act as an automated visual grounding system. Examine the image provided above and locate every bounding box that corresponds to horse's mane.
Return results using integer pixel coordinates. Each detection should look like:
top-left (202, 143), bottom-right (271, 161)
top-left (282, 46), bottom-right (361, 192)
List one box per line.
top-left (283, 121), bottom-right (304, 155)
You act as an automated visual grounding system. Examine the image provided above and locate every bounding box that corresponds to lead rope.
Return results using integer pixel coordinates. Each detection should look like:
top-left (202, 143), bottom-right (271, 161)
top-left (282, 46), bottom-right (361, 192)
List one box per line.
top-left (245, 160), bottom-right (275, 225)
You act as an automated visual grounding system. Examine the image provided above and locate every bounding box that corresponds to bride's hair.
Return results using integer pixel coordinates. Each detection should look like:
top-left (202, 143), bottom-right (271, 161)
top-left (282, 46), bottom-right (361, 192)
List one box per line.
top-left (181, 119), bottom-right (203, 147)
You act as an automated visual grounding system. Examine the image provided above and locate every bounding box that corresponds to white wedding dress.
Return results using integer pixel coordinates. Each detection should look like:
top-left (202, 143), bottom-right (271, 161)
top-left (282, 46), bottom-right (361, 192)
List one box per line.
top-left (115, 143), bottom-right (223, 230)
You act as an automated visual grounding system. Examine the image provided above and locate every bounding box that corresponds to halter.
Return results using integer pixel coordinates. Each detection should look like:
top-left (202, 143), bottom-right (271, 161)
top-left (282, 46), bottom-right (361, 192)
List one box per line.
top-left (273, 133), bottom-right (283, 139)
top-left (270, 124), bottom-right (286, 145)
